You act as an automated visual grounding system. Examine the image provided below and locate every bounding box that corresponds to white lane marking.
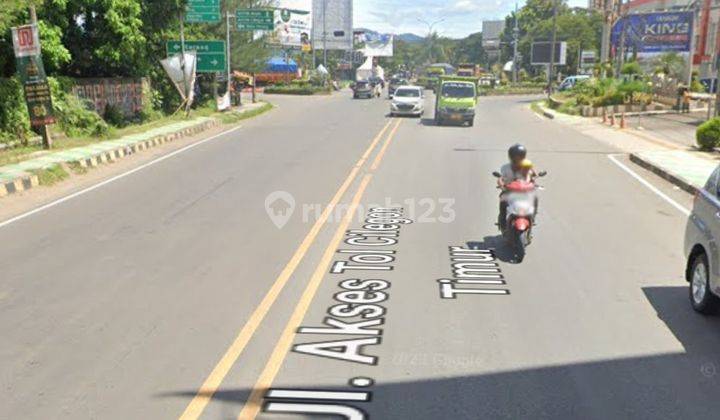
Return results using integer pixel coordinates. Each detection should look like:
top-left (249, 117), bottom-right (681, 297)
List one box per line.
top-left (607, 154), bottom-right (691, 217)
top-left (0, 125), bottom-right (245, 230)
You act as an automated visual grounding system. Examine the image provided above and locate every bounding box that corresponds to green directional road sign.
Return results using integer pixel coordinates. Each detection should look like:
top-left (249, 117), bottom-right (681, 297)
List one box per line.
top-left (236, 9), bottom-right (274, 31)
top-left (166, 40), bottom-right (226, 73)
top-left (185, 0), bottom-right (221, 23)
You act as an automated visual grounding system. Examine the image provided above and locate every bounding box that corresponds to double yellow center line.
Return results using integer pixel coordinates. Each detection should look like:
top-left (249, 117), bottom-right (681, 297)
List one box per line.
top-left (179, 117), bottom-right (403, 420)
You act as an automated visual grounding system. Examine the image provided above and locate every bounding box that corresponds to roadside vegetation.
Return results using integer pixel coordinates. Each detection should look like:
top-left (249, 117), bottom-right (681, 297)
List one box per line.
top-left (0, 0), bottom-right (275, 152)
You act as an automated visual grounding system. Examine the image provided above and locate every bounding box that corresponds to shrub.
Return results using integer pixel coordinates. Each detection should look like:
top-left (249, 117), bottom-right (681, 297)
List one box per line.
top-left (49, 78), bottom-right (108, 137)
top-left (0, 77), bottom-right (30, 144)
top-left (103, 104), bottom-right (127, 127)
top-left (621, 61), bottom-right (642, 76)
top-left (697, 118), bottom-right (720, 150)
top-left (265, 84), bottom-right (331, 95)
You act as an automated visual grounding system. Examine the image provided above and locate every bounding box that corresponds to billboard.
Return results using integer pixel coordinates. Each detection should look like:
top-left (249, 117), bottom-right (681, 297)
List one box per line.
top-left (270, 8), bottom-right (311, 49)
top-left (361, 33), bottom-right (394, 57)
top-left (531, 42), bottom-right (567, 65)
top-left (611, 11), bottom-right (693, 53)
top-left (312, 0), bottom-right (353, 50)
top-left (482, 20), bottom-right (505, 49)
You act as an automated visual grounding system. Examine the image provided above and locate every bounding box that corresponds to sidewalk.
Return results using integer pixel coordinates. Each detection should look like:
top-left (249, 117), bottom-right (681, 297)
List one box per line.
top-left (538, 102), bottom-right (719, 193)
top-left (0, 101), bottom-right (270, 197)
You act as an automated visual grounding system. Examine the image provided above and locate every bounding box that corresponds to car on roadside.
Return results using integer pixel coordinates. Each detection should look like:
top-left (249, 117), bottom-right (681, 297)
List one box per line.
top-left (685, 165), bottom-right (720, 314)
top-left (352, 80), bottom-right (374, 99)
top-left (558, 75), bottom-right (591, 91)
top-left (388, 77), bottom-right (409, 98)
top-left (390, 86), bottom-right (424, 117)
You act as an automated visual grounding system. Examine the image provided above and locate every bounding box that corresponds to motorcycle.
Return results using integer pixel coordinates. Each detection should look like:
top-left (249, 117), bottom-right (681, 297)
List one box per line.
top-left (492, 171), bottom-right (547, 261)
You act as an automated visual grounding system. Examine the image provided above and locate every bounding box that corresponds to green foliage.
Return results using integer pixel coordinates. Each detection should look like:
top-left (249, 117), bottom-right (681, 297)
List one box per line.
top-left (0, 77), bottom-right (31, 144)
top-left (48, 78), bottom-right (109, 137)
top-left (697, 118), bottom-right (720, 150)
top-left (571, 77), bottom-right (650, 107)
top-left (621, 61), bottom-right (642, 76)
top-left (264, 84), bottom-right (331, 95)
top-left (37, 20), bottom-right (71, 73)
top-left (501, 1), bottom-right (602, 76)
top-left (653, 53), bottom-right (685, 79)
top-left (103, 104), bottom-right (126, 127)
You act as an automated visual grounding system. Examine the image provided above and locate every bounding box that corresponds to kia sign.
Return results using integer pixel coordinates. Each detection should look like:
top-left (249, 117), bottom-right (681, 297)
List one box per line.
top-left (11, 24), bottom-right (41, 57)
top-left (611, 11), bottom-right (693, 53)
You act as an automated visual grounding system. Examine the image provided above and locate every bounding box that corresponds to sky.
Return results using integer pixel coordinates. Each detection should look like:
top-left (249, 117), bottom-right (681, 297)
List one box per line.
top-left (278, 0), bottom-right (588, 39)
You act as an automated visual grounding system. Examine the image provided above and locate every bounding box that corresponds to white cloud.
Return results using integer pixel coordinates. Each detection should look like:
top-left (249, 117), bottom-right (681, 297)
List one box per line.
top-left (277, 0), bottom-right (590, 38)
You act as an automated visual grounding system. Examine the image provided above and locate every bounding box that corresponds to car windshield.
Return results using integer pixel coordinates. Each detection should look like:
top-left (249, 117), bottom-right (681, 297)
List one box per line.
top-left (356, 82), bottom-right (368, 88)
top-left (394, 89), bottom-right (420, 98)
top-left (441, 83), bottom-right (475, 98)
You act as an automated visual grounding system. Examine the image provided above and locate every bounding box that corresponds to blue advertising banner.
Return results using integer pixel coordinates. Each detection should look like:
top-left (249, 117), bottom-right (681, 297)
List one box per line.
top-left (612, 11), bottom-right (693, 53)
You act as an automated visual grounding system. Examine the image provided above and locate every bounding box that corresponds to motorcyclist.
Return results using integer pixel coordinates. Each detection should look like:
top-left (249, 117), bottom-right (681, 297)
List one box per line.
top-left (497, 144), bottom-right (529, 228)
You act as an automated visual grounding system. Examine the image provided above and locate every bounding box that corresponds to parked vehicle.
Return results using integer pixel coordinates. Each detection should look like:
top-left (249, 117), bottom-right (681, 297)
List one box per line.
top-left (492, 172), bottom-right (547, 262)
top-left (352, 80), bottom-right (374, 99)
top-left (434, 76), bottom-right (478, 126)
top-left (388, 77), bottom-right (409, 98)
top-left (390, 86), bottom-right (424, 117)
top-left (457, 63), bottom-right (482, 78)
top-left (685, 165), bottom-right (720, 313)
top-left (558, 75), bottom-right (591, 91)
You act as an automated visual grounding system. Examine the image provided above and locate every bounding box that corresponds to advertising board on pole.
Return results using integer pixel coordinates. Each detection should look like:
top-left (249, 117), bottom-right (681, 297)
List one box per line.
top-left (611, 11), bottom-right (693, 53)
top-left (312, 0), bottom-right (353, 50)
top-left (12, 24), bottom-right (55, 127)
top-left (269, 8), bottom-right (311, 50)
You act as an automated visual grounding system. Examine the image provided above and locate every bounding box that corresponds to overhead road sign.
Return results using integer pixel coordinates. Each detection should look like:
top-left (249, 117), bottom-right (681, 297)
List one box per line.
top-left (236, 9), bottom-right (274, 31)
top-left (186, 0), bottom-right (221, 23)
top-left (167, 40), bottom-right (226, 72)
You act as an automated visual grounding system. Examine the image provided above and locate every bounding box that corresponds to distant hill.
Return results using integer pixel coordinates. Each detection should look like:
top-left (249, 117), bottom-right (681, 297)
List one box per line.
top-left (355, 28), bottom-right (424, 44)
top-left (396, 33), bottom-right (424, 43)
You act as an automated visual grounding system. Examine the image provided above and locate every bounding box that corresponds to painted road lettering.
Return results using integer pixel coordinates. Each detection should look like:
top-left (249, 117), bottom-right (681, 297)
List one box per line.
top-left (262, 208), bottom-right (412, 418)
top-left (438, 246), bottom-right (510, 298)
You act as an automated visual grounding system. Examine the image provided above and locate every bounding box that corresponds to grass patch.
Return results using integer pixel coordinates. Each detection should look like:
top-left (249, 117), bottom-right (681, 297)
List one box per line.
top-left (218, 102), bottom-right (273, 124)
top-left (0, 101), bottom-right (273, 170)
top-left (67, 161), bottom-right (89, 175)
top-left (530, 100), bottom-right (546, 115)
top-left (32, 164), bottom-right (69, 186)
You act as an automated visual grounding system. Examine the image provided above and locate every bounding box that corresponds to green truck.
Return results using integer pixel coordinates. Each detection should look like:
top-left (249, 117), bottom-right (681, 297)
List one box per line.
top-left (417, 65), bottom-right (447, 89)
top-left (434, 76), bottom-right (478, 127)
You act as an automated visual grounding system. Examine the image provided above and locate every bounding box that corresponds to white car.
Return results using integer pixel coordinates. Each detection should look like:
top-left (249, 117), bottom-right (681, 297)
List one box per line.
top-left (390, 86), bottom-right (424, 117)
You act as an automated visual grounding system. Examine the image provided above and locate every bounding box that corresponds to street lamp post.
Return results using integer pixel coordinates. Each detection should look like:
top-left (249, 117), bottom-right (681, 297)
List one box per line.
top-left (417, 17), bottom-right (446, 64)
top-left (547, 0), bottom-right (559, 97)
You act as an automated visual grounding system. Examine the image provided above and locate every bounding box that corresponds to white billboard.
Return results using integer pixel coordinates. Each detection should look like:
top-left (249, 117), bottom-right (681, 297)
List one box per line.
top-left (270, 8), bottom-right (311, 49)
top-left (312, 0), bottom-right (353, 50)
top-left (361, 33), bottom-right (393, 57)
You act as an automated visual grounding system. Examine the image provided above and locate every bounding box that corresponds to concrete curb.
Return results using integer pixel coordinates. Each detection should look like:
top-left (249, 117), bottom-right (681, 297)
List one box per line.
top-left (0, 118), bottom-right (220, 197)
top-left (629, 152), bottom-right (699, 195)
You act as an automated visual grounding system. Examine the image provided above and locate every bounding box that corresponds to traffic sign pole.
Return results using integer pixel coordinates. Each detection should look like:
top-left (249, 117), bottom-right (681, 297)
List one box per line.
top-left (179, 11), bottom-right (190, 116)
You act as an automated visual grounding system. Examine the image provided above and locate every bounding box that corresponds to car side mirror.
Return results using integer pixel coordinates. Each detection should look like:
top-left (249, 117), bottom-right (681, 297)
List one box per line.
top-left (538, 171), bottom-right (548, 177)
top-left (492, 171), bottom-right (501, 178)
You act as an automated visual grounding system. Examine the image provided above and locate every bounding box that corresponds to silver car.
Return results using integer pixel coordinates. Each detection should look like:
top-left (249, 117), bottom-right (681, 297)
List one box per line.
top-left (685, 166), bottom-right (720, 314)
top-left (389, 86), bottom-right (425, 117)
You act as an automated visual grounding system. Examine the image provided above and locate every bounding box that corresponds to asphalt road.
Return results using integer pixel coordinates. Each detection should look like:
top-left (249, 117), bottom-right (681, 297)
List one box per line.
top-left (0, 90), bottom-right (717, 420)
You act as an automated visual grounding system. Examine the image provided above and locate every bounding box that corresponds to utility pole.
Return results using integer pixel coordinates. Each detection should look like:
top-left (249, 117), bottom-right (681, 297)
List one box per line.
top-left (418, 17), bottom-right (446, 64)
top-left (512, 3), bottom-right (520, 83)
top-left (29, 5), bottom-right (52, 149)
top-left (600, 0), bottom-right (613, 67)
top-left (322, 0), bottom-right (328, 70)
top-left (179, 11), bottom-right (191, 116)
top-left (226, 10), bottom-right (235, 106)
top-left (547, 0), bottom-right (558, 96)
